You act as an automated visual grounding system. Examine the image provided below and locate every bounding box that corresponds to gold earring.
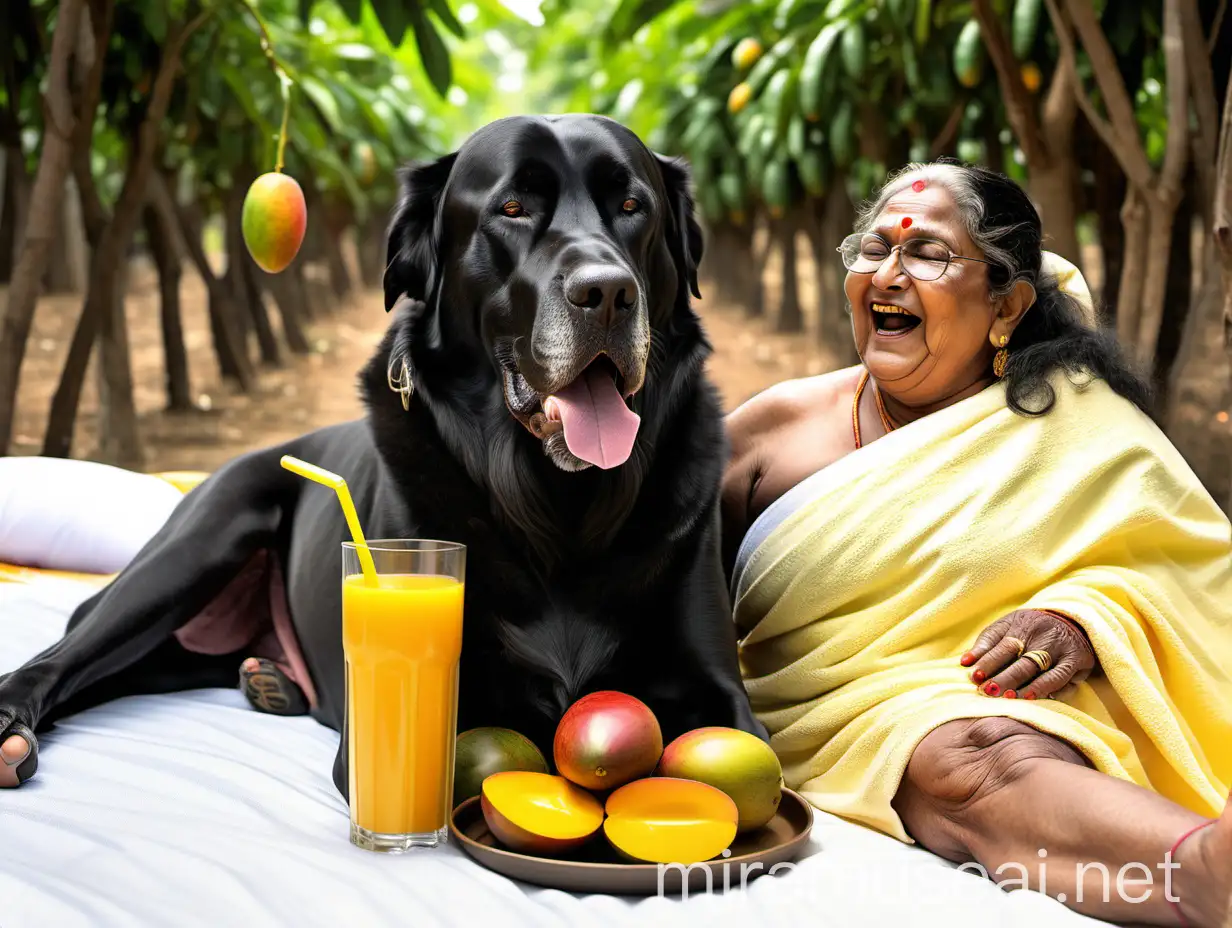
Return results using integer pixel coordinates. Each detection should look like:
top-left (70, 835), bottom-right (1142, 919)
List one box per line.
top-left (387, 354), bottom-right (414, 410)
top-left (993, 334), bottom-right (1009, 378)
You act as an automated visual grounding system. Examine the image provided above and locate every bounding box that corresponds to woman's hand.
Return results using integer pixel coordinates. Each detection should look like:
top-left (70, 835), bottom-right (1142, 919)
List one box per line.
top-left (959, 609), bottom-right (1098, 700)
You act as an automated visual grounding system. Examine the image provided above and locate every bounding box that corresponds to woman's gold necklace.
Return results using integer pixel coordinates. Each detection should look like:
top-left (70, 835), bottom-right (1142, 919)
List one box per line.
top-left (852, 368), bottom-right (897, 449)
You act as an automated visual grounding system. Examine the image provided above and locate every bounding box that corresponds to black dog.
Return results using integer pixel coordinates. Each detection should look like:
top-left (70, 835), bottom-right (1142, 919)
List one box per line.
top-left (0, 114), bottom-right (765, 795)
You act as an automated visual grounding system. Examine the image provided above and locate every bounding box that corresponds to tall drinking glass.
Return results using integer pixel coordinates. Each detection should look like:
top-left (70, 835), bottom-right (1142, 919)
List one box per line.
top-left (342, 539), bottom-right (466, 852)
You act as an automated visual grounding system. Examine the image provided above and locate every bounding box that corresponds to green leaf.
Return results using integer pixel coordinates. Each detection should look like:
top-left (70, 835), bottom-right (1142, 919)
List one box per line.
top-left (144, 3), bottom-right (168, 43)
top-left (335, 0), bottom-right (364, 22)
top-left (797, 148), bottom-right (827, 196)
top-left (371, 0), bottom-right (411, 45)
top-left (218, 62), bottom-right (267, 132)
top-left (829, 98), bottom-right (854, 166)
top-left (762, 156), bottom-right (790, 215)
top-left (840, 20), bottom-right (867, 80)
top-left (300, 75), bottom-right (342, 131)
top-left (335, 43), bottom-right (377, 60)
top-left (604, 0), bottom-right (680, 43)
top-left (787, 114), bottom-right (807, 161)
top-left (718, 172), bottom-right (745, 212)
top-left (799, 23), bottom-right (842, 120)
top-left (409, 4), bottom-right (452, 95)
top-left (426, 0), bottom-right (466, 39)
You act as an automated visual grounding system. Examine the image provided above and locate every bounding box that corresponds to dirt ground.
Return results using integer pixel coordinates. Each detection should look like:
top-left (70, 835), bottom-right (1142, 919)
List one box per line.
top-left (7, 253), bottom-right (1230, 507)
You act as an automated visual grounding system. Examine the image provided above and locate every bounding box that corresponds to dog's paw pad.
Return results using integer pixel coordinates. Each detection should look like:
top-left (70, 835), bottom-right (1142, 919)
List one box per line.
top-left (1, 728), bottom-right (37, 788)
top-left (239, 658), bottom-right (309, 717)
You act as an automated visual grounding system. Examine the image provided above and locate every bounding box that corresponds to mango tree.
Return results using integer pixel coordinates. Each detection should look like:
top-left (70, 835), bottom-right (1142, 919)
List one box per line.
top-left (0, 0), bottom-right (465, 460)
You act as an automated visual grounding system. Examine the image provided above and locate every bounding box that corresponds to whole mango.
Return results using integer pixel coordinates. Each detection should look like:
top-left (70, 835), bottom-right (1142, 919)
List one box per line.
top-left (657, 727), bottom-right (783, 832)
top-left (554, 691), bottom-right (662, 791)
top-left (241, 171), bottom-right (307, 274)
top-left (453, 727), bottom-right (549, 806)
top-left (731, 37), bottom-right (763, 71)
top-left (728, 82), bottom-right (753, 114)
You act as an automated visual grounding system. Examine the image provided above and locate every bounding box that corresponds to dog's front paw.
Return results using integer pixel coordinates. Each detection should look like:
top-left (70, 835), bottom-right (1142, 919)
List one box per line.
top-left (0, 710), bottom-right (38, 788)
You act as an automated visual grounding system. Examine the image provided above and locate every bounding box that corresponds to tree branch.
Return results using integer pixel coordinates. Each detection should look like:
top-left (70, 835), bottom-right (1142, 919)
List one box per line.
top-left (1044, 0), bottom-right (1154, 190)
top-left (929, 102), bottom-right (964, 158)
top-left (1060, 0), bottom-right (1155, 187)
top-left (1156, 0), bottom-right (1190, 208)
top-left (1211, 0), bottom-right (1227, 53)
top-left (1040, 36), bottom-right (1077, 135)
top-left (1214, 48), bottom-right (1232, 249)
top-left (1178, 0), bottom-right (1220, 212)
top-left (972, 0), bottom-right (1047, 165)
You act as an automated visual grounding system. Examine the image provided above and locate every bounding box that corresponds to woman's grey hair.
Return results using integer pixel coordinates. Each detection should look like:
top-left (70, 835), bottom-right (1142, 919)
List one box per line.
top-left (855, 162), bottom-right (1038, 300)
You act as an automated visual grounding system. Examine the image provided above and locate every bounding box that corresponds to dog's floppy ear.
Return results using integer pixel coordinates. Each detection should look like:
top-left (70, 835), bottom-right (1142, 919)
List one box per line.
top-left (383, 152), bottom-right (458, 311)
top-left (654, 153), bottom-right (705, 300)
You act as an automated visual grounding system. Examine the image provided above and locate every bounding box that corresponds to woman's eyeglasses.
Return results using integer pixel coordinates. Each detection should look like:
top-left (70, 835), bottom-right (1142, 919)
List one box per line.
top-left (836, 232), bottom-right (995, 282)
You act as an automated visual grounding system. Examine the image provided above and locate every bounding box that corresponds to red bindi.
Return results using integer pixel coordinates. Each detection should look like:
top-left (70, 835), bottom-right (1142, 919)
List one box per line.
top-left (901, 217), bottom-right (913, 229)
top-left (911, 180), bottom-right (926, 192)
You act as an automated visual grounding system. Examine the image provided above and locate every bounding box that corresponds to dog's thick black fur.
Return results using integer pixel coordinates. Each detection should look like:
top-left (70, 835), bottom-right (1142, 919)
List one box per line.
top-left (0, 114), bottom-right (765, 794)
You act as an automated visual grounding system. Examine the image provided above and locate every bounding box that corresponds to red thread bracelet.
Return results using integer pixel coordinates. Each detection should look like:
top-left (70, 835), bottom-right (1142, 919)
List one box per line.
top-left (1167, 820), bottom-right (1216, 927)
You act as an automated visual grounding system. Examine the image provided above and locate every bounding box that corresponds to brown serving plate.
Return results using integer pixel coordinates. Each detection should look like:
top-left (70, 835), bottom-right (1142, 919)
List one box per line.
top-left (448, 788), bottom-right (814, 896)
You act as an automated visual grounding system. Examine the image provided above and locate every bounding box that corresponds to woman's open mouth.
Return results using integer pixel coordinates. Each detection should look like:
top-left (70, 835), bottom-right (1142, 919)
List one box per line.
top-left (870, 303), bottom-right (921, 337)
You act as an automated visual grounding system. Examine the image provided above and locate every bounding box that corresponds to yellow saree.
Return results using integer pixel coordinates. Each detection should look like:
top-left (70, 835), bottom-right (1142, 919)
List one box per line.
top-left (730, 370), bottom-right (1232, 843)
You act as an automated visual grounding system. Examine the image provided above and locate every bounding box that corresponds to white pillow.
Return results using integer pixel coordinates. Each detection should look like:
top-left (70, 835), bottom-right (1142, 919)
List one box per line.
top-left (0, 456), bottom-right (186, 574)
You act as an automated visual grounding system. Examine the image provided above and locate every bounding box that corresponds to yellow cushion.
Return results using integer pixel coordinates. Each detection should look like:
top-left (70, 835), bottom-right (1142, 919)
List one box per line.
top-left (0, 561), bottom-right (115, 587)
top-left (152, 471), bottom-right (210, 494)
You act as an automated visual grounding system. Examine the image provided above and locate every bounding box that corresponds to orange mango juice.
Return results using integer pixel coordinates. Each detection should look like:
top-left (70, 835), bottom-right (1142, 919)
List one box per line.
top-left (343, 572), bottom-right (464, 836)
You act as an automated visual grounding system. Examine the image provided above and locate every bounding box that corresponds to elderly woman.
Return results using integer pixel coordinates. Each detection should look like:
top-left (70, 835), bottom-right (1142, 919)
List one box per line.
top-left (721, 160), bottom-right (1231, 927)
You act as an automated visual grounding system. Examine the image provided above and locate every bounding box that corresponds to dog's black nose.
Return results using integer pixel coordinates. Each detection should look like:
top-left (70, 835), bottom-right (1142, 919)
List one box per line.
top-left (565, 265), bottom-right (638, 327)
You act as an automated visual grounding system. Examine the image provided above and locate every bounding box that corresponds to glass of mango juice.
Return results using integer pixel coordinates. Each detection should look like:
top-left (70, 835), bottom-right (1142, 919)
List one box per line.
top-left (342, 539), bottom-right (466, 853)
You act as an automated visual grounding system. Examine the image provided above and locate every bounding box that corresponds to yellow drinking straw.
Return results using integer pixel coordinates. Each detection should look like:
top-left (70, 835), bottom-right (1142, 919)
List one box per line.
top-left (279, 455), bottom-right (379, 585)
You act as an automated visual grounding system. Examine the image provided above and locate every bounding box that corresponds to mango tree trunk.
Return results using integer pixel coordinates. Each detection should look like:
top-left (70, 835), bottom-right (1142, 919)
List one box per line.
top-left (774, 214), bottom-right (803, 334)
top-left (43, 178), bottom-right (88, 293)
top-left (94, 256), bottom-right (141, 467)
top-left (356, 209), bottom-right (386, 289)
top-left (0, 0), bottom-right (86, 454)
top-left (0, 144), bottom-right (31, 284)
top-left (1212, 15), bottom-right (1232, 513)
top-left (258, 266), bottom-right (312, 355)
top-left (1151, 183), bottom-right (1195, 415)
top-left (973, 0), bottom-right (1083, 266)
top-left (142, 182), bottom-right (193, 411)
top-left (820, 183), bottom-right (858, 364)
top-left (225, 179), bottom-right (280, 366)
top-left (1092, 136), bottom-right (1127, 315)
top-left (164, 186), bottom-right (254, 391)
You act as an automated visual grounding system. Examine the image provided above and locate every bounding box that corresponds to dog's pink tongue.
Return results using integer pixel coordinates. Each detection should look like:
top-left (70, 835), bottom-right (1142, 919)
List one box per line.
top-left (549, 366), bottom-right (640, 469)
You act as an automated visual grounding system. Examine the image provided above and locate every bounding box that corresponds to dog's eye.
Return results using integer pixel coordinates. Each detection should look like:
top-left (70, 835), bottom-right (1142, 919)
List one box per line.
top-left (502, 200), bottom-right (525, 217)
top-left (621, 198), bottom-right (640, 214)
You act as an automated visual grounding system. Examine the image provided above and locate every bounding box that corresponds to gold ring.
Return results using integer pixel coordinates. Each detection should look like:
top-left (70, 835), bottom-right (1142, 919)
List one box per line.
top-left (1005, 637), bottom-right (1026, 658)
top-left (1024, 650), bottom-right (1052, 673)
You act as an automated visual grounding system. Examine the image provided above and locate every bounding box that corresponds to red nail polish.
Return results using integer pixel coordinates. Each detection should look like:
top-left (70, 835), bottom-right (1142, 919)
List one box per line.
top-left (984, 682), bottom-right (1000, 696)
top-left (972, 670), bottom-right (986, 684)
top-left (960, 653), bottom-right (974, 666)
top-left (1005, 690), bottom-right (1017, 699)
top-left (1025, 693), bottom-right (1037, 700)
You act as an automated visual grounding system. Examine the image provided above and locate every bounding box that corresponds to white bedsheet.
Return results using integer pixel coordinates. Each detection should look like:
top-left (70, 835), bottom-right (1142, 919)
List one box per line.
top-left (0, 580), bottom-right (1107, 928)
